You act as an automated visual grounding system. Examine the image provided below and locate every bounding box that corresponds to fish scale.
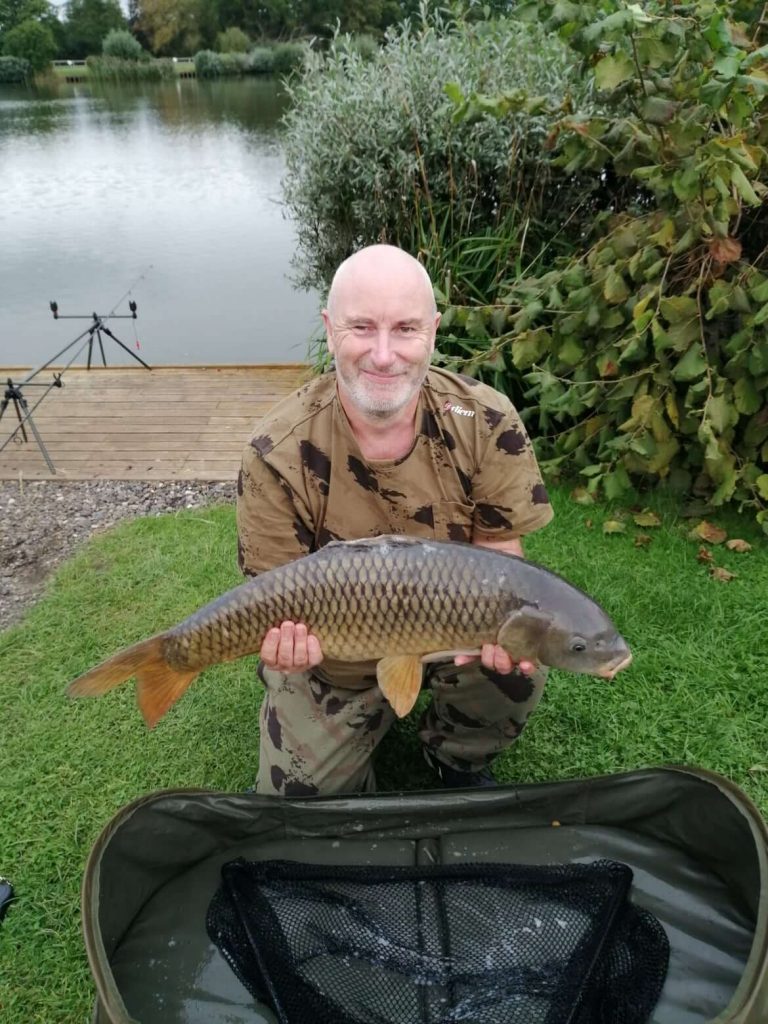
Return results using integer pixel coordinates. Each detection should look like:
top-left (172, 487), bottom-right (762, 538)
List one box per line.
top-left (163, 538), bottom-right (509, 668)
top-left (68, 535), bottom-right (631, 727)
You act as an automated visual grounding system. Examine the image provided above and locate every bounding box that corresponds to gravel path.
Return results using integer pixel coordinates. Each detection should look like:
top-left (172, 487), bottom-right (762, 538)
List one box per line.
top-left (0, 480), bottom-right (236, 632)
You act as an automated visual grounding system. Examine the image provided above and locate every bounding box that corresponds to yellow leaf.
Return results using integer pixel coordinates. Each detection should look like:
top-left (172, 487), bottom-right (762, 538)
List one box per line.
top-left (725, 538), bottom-right (752, 552)
top-left (603, 520), bottom-right (627, 534)
top-left (665, 391), bottom-right (680, 429)
top-left (691, 520), bottom-right (728, 544)
top-left (710, 566), bottom-right (737, 582)
top-left (570, 487), bottom-right (595, 505)
top-left (633, 510), bottom-right (661, 527)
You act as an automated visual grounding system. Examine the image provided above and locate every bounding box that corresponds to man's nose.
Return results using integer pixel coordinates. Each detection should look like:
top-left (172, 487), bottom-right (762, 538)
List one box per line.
top-left (369, 330), bottom-right (397, 368)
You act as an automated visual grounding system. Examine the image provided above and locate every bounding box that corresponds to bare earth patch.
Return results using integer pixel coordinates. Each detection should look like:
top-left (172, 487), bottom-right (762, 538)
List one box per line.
top-left (0, 480), bottom-right (236, 632)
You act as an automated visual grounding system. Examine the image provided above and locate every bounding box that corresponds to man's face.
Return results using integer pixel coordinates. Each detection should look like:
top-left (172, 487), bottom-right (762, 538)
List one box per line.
top-left (322, 270), bottom-right (440, 420)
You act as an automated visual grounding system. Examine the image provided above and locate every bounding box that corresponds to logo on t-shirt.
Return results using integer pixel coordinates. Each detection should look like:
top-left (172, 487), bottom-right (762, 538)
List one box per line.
top-left (443, 400), bottom-right (475, 418)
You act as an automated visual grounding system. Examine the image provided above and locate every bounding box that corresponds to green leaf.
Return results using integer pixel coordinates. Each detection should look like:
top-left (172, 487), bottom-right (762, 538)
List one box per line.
top-left (594, 52), bottom-right (635, 90)
top-left (512, 329), bottom-right (549, 370)
top-left (757, 475), bottom-right (768, 500)
top-left (558, 337), bottom-right (585, 366)
top-left (672, 345), bottom-right (707, 381)
top-left (444, 82), bottom-right (464, 105)
top-left (731, 165), bottom-right (761, 206)
top-left (713, 55), bottom-right (741, 79)
top-left (603, 465), bottom-right (631, 500)
top-left (707, 394), bottom-right (737, 434)
top-left (752, 302), bottom-right (768, 326)
top-left (640, 96), bottom-right (678, 124)
top-left (734, 377), bottom-right (761, 415)
top-left (659, 296), bottom-right (698, 323)
top-left (604, 268), bottom-right (630, 304)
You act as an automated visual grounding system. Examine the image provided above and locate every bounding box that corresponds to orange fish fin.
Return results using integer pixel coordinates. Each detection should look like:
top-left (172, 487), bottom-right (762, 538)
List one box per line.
top-left (377, 655), bottom-right (424, 718)
top-left (135, 662), bottom-right (198, 729)
top-left (68, 635), bottom-right (198, 729)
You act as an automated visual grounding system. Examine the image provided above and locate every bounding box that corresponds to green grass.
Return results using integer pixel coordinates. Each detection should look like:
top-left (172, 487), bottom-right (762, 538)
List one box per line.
top-left (0, 487), bottom-right (766, 1021)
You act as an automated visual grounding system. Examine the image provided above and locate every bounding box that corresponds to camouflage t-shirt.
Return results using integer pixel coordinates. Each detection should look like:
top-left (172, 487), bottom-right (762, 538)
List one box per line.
top-left (237, 366), bottom-right (553, 578)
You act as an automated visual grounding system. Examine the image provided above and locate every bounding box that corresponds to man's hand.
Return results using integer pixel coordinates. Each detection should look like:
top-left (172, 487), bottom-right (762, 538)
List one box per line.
top-left (454, 646), bottom-right (536, 676)
top-left (260, 621), bottom-right (323, 673)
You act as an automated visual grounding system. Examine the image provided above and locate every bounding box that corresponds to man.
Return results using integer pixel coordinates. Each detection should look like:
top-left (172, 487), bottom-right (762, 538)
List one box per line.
top-left (237, 244), bottom-right (553, 796)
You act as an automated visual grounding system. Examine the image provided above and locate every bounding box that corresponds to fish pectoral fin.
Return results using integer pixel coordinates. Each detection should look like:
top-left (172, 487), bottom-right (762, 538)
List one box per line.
top-left (497, 608), bottom-right (552, 659)
top-left (377, 656), bottom-right (424, 718)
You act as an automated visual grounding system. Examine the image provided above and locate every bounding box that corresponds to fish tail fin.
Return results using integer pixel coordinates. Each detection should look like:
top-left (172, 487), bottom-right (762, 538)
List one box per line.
top-left (67, 636), bottom-right (198, 729)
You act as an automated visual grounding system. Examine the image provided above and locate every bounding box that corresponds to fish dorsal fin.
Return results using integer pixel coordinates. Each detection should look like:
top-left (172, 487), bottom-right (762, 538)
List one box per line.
top-left (377, 655), bottom-right (424, 718)
top-left (497, 607), bottom-right (552, 660)
top-left (324, 534), bottom-right (423, 551)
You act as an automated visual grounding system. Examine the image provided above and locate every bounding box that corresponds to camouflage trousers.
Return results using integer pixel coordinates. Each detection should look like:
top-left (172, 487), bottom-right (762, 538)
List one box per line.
top-left (256, 659), bottom-right (548, 797)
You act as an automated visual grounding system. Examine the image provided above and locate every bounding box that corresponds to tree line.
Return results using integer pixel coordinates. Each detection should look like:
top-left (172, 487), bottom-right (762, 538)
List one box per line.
top-left (0, 0), bottom-right (515, 73)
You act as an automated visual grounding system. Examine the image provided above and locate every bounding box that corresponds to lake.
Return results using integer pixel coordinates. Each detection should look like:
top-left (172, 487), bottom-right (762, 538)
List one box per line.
top-left (0, 76), bottom-right (321, 369)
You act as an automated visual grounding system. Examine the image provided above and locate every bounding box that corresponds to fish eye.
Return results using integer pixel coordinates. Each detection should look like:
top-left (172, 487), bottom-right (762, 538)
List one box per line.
top-left (570, 638), bottom-right (587, 653)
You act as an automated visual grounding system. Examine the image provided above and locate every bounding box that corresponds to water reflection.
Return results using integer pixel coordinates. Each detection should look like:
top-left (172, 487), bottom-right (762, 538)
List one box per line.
top-left (0, 78), bottom-right (320, 366)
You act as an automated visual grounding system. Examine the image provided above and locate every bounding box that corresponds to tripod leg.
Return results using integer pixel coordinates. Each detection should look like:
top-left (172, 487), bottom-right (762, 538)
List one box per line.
top-left (96, 329), bottom-right (107, 367)
top-left (87, 333), bottom-right (94, 370)
top-left (100, 326), bottom-right (152, 370)
top-left (16, 396), bottom-right (56, 473)
top-left (12, 396), bottom-right (29, 443)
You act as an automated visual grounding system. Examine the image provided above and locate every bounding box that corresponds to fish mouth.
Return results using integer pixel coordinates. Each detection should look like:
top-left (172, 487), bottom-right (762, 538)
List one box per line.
top-left (597, 651), bottom-right (633, 680)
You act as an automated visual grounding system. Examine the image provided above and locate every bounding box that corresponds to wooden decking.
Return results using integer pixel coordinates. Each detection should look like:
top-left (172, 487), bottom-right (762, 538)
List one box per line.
top-left (0, 365), bottom-right (308, 481)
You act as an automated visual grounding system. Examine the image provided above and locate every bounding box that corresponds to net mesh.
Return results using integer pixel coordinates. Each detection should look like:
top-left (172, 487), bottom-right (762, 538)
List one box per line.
top-left (207, 858), bottom-right (669, 1024)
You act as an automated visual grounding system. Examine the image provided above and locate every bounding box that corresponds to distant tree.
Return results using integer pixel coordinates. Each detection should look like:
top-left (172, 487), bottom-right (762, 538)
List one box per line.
top-left (137, 0), bottom-right (206, 54)
top-left (63, 0), bottom-right (125, 57)
top-left (215, 23), bottom-right (247, 51)
top-left (102, 25), bottom-right (145, 57)
top-left (0, 0), bottom-right (49, 35)
top-left (1, 15), bottom-right (56, 69)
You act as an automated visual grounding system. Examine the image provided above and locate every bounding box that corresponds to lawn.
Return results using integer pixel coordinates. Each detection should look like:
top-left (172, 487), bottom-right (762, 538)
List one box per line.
top-left (0, 484), bottom-right (766, 1022)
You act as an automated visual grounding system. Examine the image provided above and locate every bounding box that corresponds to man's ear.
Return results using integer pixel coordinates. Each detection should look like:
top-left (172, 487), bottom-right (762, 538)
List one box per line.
top-left (321, 309), bottom-right (335, 355)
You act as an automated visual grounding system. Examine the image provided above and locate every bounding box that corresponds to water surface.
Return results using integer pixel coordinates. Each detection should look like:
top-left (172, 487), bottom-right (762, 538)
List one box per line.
top-left (0, 77), bottom-right (320, 369)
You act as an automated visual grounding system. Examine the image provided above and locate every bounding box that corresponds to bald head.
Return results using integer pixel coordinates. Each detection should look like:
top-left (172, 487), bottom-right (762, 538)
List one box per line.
top-left (326, 245), bottom-right (437, 320)
top-left (321, 245), bottom-right (440, 423)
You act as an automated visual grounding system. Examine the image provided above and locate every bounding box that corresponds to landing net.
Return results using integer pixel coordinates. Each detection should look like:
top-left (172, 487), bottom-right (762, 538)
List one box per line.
top-left (207, 857), bottom-right (669, 1024)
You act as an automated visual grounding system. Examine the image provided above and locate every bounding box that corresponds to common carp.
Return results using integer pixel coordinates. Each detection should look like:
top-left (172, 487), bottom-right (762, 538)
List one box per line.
top-left (68, 535), bottom-right (631, 725)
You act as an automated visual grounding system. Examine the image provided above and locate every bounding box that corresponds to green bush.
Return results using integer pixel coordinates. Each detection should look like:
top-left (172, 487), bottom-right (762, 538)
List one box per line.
top-left (272, 41), bottom-right (306, 73)
top-left (102, 28), bottom-right (146, 61)
top-left (219, 51), bottom-right (249, 75)
top-left (215, 26), bottom-right (250, 53)
top-left (0, 54), bottom-right (31, 82)
top-left (194, 49), bottom-right (223, 78)
top-left (437, 0), bottom-right (768, 529)
top-left (85, 55), bottom-right (174, 80)
top-left (281, 12), bottom-right (595, 294)
top-left (248, 45), bottom-right (275, 74)
top-left (1, 18), bottom-right (56, 73)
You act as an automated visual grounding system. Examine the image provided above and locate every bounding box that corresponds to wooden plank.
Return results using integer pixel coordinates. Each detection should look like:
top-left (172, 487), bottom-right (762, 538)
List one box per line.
top-left (0, 364), bottom-right (307, 481)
